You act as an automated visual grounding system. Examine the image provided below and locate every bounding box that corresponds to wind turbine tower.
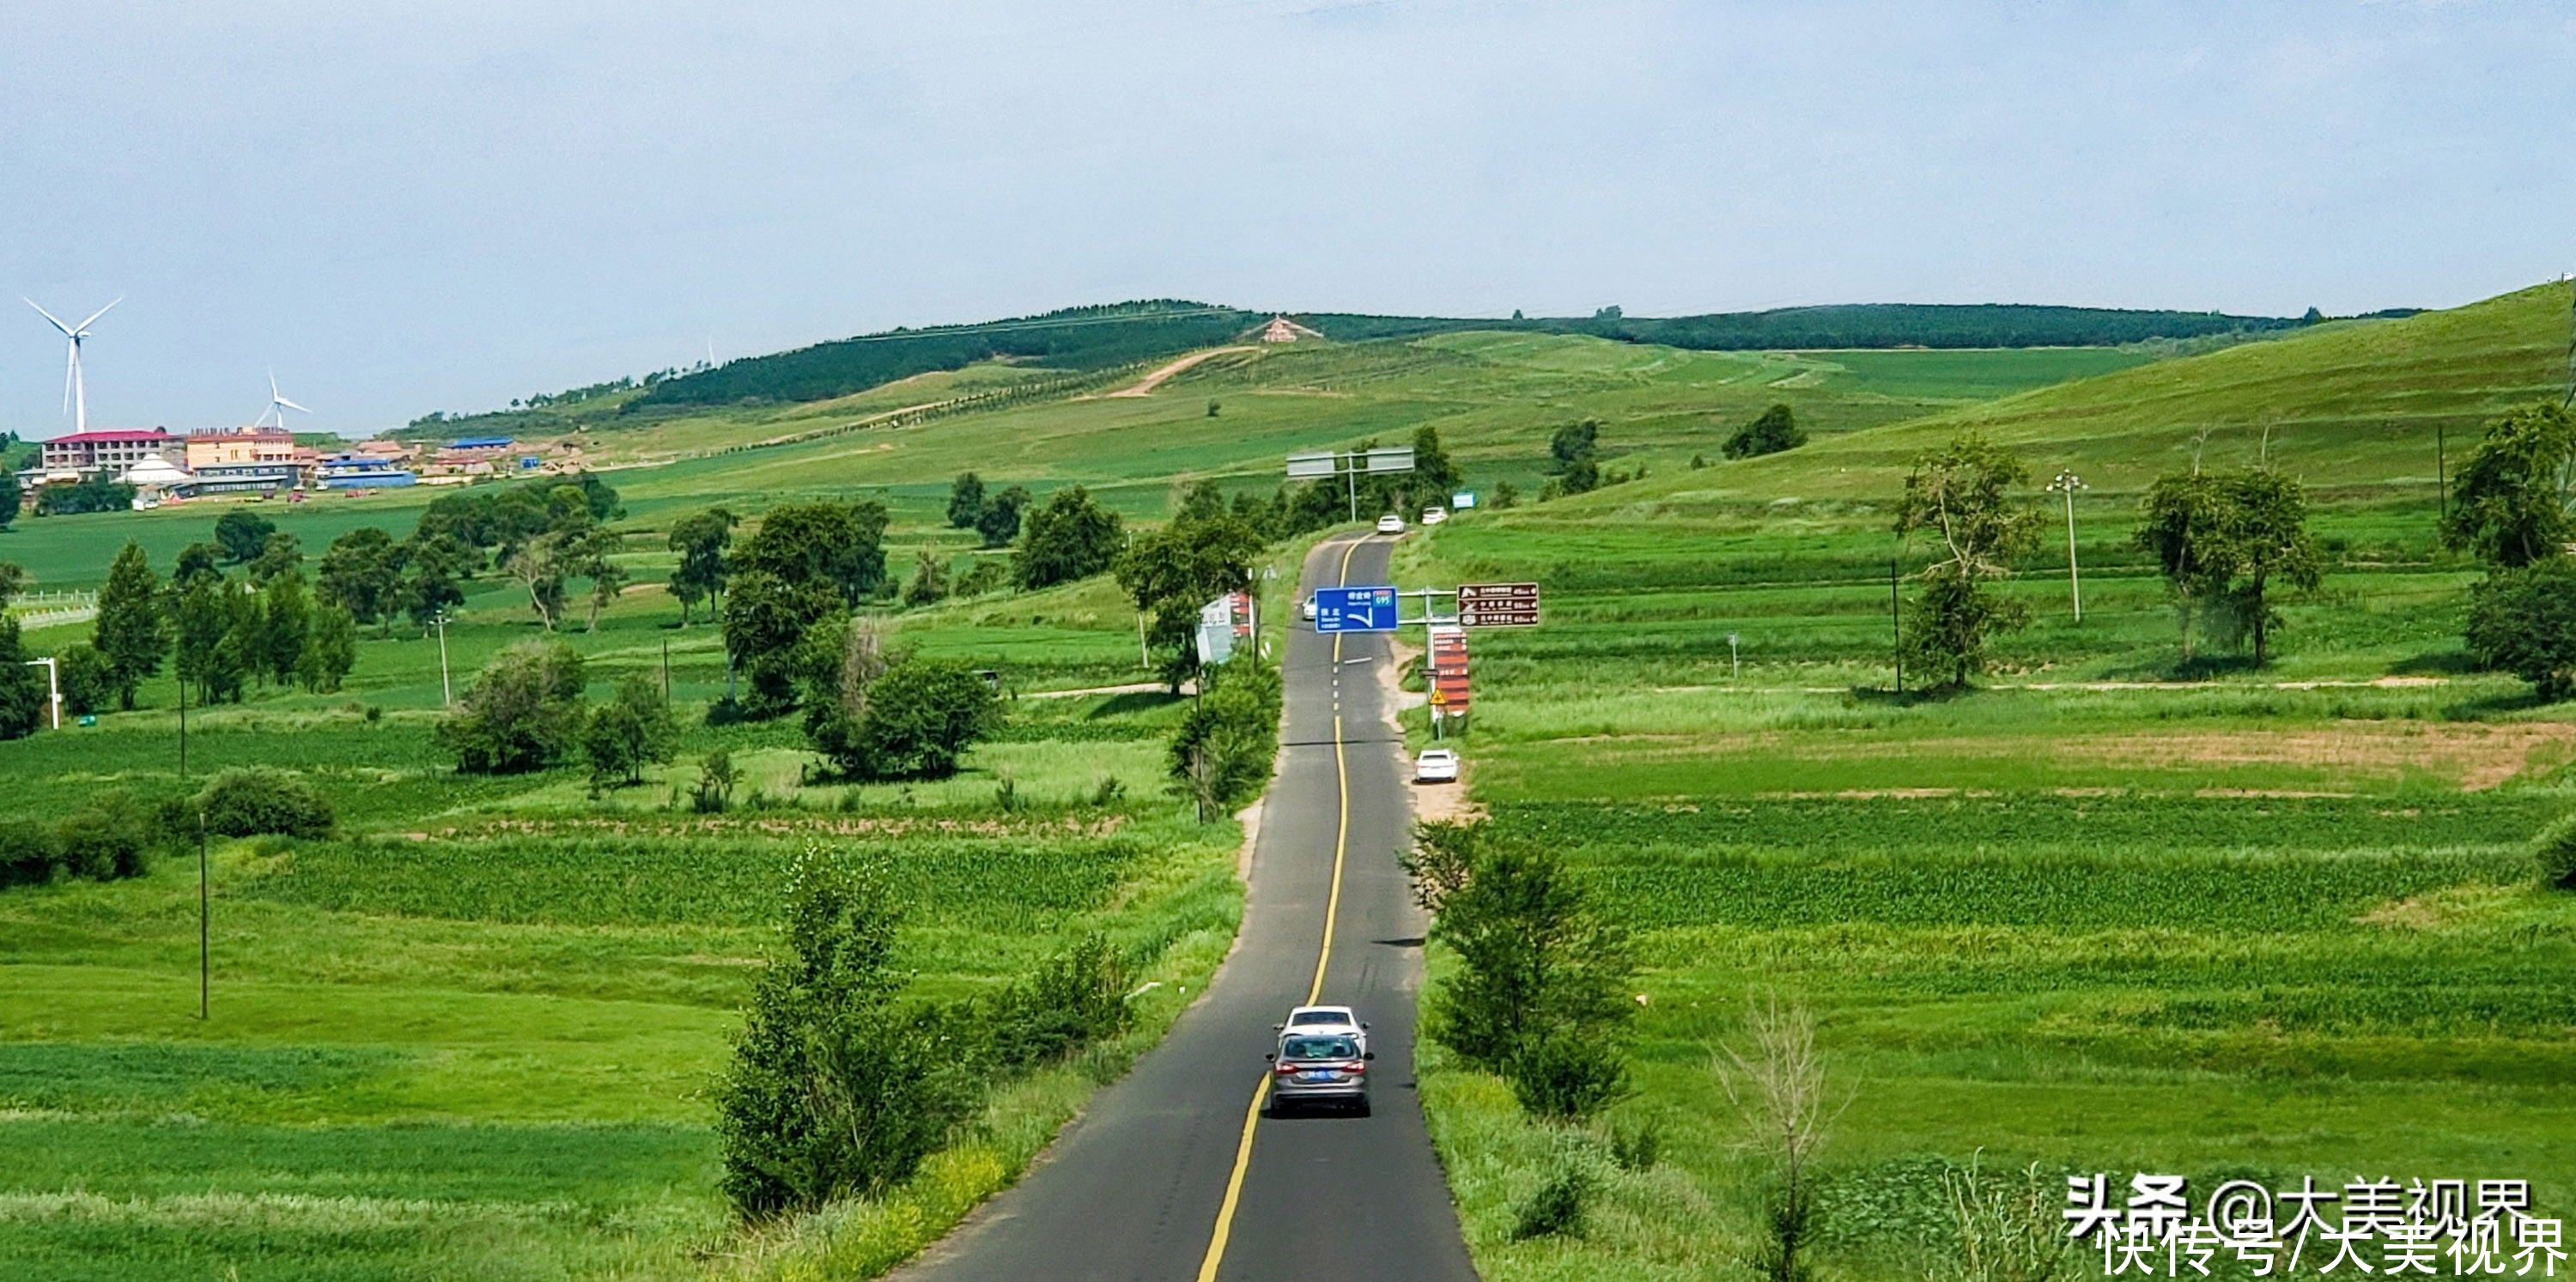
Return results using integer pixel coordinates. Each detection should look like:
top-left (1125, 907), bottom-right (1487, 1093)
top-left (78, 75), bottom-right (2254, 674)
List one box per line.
top-left (257, 373), bottom-right (313, 428)
top-left (24, 297), bottom-right (120, 434)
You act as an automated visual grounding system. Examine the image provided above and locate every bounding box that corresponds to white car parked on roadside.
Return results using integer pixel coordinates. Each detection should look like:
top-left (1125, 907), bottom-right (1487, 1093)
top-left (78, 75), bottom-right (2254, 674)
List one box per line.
top-left (1414, 748), bottom-right (1460, 783)
top-left (1420, 506), bottom-right (1448, 526)
top-left (1376, 513), bottom-right (1405, 534)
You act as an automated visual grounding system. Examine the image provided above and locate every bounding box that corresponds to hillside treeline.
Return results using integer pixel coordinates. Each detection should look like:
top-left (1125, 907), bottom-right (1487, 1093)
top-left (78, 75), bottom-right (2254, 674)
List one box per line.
top-left (634, 301), bottom-right (1259, 409)
top-left (611, 299), bottom-right (2324, 413)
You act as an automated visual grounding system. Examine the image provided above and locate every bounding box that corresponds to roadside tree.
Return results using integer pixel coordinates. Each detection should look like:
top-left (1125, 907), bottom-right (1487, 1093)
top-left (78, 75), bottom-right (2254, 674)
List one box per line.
top-left (666, 507), bottom-right (736, 627)
top-left (2442, 401), bottom-right (2574, 569)
top-left (434, 640), bottom-right (588, 774)
top-left (1015, 486), bottom-right (1122, 589)
top-left (2466, 559), bottom-right (2576, 701)
top-left (1893, 433), bottom-right (2033, 690)
top-left (93, 542), bottom-right (167, 710)
top-left (213, 510), bottom-right (276, 563)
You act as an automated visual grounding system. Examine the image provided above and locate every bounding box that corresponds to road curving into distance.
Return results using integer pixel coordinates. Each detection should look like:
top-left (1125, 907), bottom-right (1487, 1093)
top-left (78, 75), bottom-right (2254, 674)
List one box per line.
top-left (896, 532), bottom-right (1475, 1282)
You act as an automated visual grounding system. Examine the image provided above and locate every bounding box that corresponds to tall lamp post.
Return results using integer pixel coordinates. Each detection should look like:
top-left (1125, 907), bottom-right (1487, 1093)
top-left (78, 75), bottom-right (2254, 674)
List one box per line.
top-left (2047, 471), bottom-right (2087, 623)
top-left (23, 657), bottom-right (60, 729)
top-left (433, 608), bottom-right (454, 707)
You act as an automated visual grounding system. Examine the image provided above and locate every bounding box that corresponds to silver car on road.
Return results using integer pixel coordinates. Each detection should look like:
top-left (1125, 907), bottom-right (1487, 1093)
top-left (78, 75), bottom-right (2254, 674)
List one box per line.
top-left (1267, 1031), bottom-right (1372, 1114)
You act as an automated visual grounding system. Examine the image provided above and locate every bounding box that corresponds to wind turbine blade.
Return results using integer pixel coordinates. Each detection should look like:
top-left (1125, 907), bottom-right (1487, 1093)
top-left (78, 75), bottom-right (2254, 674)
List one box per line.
top-left (24, 297), bottom-right (74, 337)
top-left (64, 346), bottom-right (76, 414)
top-left (269, 370), bottom-right (281, 399)
top-left (276, 396), bottom-right (311, 414)
top-left (75, 297), bottom-right (123, 331)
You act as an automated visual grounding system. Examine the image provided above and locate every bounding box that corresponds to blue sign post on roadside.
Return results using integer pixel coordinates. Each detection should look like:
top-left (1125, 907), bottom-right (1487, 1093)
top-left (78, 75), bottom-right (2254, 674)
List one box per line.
top-left (1313, 585), bottom-right (1400, 633)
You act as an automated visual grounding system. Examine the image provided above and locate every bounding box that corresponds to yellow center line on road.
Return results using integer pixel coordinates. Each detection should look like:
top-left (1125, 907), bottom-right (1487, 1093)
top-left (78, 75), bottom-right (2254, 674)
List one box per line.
top-left (1194, 534), bottom-right (1366, 1282)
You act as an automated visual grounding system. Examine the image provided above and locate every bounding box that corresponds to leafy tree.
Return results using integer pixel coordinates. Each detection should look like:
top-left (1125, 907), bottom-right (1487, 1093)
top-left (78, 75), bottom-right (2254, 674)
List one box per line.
top-left (434, 640), bottom-right (588, 774)
top-left (582, 675), bottom-right (679, 787)
top-left (246, 532), bottom-right (303, 586)
top-left (955, 557), bottom-right (1008, 598)
top-left (258, 572), bottom-right (311, 687)
top-left (1410, 425), bottom-right (1462, 505)
top-left (318, 527), bottom-right (407, 629)
top-left (736, 501), bottom-right (889, 606)
top-left (2203, 468), bottom-right (2321, 666)
top-left (399, 532), bottom-right (473, 629)
top-left (2466, 560), bottom-right (2576, 701)
top-left (1421, 828), bottom-right (1636, 1119)
top-left (807, 654), bottom-right (998, 781)
top-left (1489, 480), bottom-right (1520, 510)
top-left (1115, 509), bottom-right (1264, 686)
top-left (34, 475), bottom-right (135, 515)
top-left (1166, 660), bottom-right (1281, 815)
top-left (1722, 403), bottom-right (1808, 459)
top-left (715, 848), bottom-right (975, 1218)
top-left (213, 510), bottom-right (276, 563)
top-left (1893, 434), bottom-right (2034, 690)
top-left (0, 468), bottom-right (18, 530)
top-left (976, 485), bottom-right (1030, 549)
top-left (173, 543), bottom-right (223, 591)
top-left (55, 642), bottom-right (114, 717)
top-left (0, 562), bottom-right (24, 609)
top-left (172, 576), bottom-right (237, 706)
top-left (666, 507), bottom-right (737, 627)
top-left (299, 603), bottom-right (358, 693)
top-left (566, 526), bottom-right (628, 630)
top-left (1549, 419), bottom-right (1601, 471)
top-left (946, 472), bottom-right (987, 530)
top-left (0, 617), bottom-right (44, 739)
top-left (2442, 402), bottom-right (2574, 569)
top-left (93, 542), bottom-right (167, 711)
top-left (503, 533), bottom-right (570, 631)
top-left (2136, 471), bottom-right (2235, 659)
top-left (901, 552), bottom-right (950, 608)
top-left (208, 591), bottom-right (257, 705)
top-left (1015, 487), bottom-right (1123, 590)
top-left (721, 570), bottom-right (841, 718)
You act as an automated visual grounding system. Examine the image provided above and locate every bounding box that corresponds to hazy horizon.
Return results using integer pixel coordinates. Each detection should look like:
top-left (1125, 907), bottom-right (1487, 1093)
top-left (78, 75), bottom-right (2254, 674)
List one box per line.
top-left (6, 0), bottom-right (2571, 438)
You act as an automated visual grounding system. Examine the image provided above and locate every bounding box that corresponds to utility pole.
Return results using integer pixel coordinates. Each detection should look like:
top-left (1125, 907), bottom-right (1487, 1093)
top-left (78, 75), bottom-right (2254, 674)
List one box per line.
top-left (177, 669), bottom-right (189, 781)
top-left (1137, 609), bottom-right (1151, 671)
top-left (661, 638), bottom-right (671, 702)
top-left (1728, 632), bottom-right (1740, 683)
top-left (2048, 471), bottom-right (2087, 623)
top-left (1889, 556), bottom-right (1903, 695)
top-left (23, 658), bottom-right (58, 729)
top-left (2436, 423), bottom-right (2448, 525)
top-left (434, 609), bottom-right (453, 707)
top-left (197, 817), bottom-right (210, 1021)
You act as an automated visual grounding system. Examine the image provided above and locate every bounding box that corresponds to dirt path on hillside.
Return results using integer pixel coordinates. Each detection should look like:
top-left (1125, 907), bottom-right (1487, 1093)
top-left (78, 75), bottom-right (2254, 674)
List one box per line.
top-left (1103, 346), bottom-right (1255, 398)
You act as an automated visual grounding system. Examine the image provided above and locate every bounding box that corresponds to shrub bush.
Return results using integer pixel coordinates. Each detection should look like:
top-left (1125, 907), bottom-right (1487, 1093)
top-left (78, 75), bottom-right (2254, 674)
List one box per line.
top-left (1508, 1027), bottom-right (1631, 1121)
top-left (1510, 1141), bottom-right (1600, 1240)
top-left (434, 641), bottom-right (587, 774)
top-left (808, 656), bottom-right (999, 781)
top-left (55, 795), bottom-right (155, 881)
top-left (1168, 661), bottom-right (1282, 814)
top-left (983, 933), bottom-right (1131, 1072)
top-left (0, 820), bottom-right (62, 888)
top-left (196, 768), bottom-right (335, 839)
top-left (2536, 813), bottom-right (2576, 890)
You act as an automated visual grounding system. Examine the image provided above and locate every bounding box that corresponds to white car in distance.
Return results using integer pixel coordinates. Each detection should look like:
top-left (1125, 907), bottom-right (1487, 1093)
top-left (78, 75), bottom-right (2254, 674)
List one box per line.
top-left (1414, 748), bottom-right (1460, 783)
top-left (1273, 1004), bottom-right (1370, 1055)
top-left (1420, 506), bottom-right (1448, 526)
top-left (1376, 513), bottom-right (1405, 534)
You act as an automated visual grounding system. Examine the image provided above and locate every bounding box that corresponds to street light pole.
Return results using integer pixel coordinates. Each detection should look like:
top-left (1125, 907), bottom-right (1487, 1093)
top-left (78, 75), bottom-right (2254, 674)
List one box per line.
top-left (434, 609), bottom-right (454, 707)
top-left (23, 658), bottom-right (59, 729)
top-left (2048, 471), bottom-right (2087, 623)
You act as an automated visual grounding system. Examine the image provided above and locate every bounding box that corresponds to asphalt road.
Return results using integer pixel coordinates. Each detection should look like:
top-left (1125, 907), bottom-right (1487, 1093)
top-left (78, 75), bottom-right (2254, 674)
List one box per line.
top-left (897, 532), bottom-right (1476, 1282)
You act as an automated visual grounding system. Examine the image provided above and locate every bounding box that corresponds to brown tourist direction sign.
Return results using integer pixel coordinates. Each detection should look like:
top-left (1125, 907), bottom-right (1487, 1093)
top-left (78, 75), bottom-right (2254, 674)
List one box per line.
top-left (1455, 582), bottom-right (1540, 628)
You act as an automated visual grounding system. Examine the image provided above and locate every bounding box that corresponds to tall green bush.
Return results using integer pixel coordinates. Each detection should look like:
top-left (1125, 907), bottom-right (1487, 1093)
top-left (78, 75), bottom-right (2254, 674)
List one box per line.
top-left (196, 768), bottom-right (335, 839)
top-left (434, 641), bottom-right (588, 774)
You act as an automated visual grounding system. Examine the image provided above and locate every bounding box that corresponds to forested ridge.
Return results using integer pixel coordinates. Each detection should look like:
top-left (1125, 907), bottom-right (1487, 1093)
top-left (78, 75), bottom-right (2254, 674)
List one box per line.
top-left (471, 297), bottom-right (2343, 420)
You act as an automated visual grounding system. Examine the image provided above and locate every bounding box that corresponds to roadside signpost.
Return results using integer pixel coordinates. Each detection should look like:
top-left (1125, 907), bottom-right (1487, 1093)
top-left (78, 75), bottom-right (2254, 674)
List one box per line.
top-left (1455, 581), bottom-right (1540, 628)
top-left (1285, 447), bottom-right (1416, 522)
top-left (1194, 592), bottom-right (1255, 664)
top-left (1426, 624), bottom-right (1472, 736)
top-left (1313, 585), bottom-right (1400, 633)
top-left (1451, 491), bottom-right (1476, 509)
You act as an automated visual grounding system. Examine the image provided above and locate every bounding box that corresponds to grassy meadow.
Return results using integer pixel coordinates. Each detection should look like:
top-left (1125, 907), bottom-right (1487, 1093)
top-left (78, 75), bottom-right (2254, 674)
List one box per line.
top-left (1388, 284), bottom-right (2576, 1278)
top-left (3, 277), bottom-right (2569, 1279)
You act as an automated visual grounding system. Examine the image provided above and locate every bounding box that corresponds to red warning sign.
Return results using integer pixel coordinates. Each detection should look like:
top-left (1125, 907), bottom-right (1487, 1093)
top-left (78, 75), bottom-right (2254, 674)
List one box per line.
top-left (1427, 624), bottom-right (1471, 714)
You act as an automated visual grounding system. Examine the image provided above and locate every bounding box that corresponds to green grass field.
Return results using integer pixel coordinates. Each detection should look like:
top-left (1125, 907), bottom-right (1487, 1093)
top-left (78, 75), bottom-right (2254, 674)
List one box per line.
top-left (1388, 282), bottom-right (2576, 1279)
top-left (5, 277), bottom-right (2571, 1279)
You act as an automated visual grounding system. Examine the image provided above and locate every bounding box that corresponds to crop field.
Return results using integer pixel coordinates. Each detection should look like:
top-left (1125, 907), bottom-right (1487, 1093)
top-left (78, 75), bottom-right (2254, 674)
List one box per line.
top-left (0, 544), bottom-right (1252, 1281)
top-left (1389, 286), bottom-right (2576, 1279)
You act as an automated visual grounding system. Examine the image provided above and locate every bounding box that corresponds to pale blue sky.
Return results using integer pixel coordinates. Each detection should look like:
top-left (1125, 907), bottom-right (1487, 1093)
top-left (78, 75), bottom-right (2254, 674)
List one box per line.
top-left (4, 0), bottom-right (2571, 436)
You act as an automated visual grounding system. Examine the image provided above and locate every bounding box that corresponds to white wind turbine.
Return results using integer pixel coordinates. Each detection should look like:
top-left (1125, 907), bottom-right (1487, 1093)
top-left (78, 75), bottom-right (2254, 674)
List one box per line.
top-left (24, 296), bottom-right (120, 434)
top-left (256, 372), bottom-right (312, 428)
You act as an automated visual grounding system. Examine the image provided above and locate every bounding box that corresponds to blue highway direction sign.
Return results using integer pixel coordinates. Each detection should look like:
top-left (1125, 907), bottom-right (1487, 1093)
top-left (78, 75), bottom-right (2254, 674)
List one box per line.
top-left (1314, 585), bottom-right (1400, 633)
